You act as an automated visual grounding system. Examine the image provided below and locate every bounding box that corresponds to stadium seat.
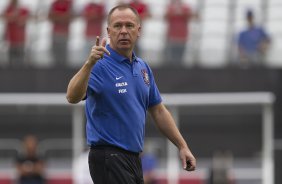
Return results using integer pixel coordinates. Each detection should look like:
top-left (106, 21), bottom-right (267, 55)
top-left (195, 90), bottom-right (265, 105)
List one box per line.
top-left (237, 0), bottom-right (262, 6)
top-left (204, 0), bottom-right (230, 6)
top-left (139, 19), bottom-right (167, 65)
top-left (19, 0), bottom-right (39, 13)
top-left (202, 6), bottom-right (230, 21)
top-left (268, 0), bottom-right (282, 5)
top-left (0, 0), bottom-right (8, 13)
top-left (199, 35), bottom-right (228, 67)
top-left (265, 37), bottom-right (282, 67)
top-left (265, 20), bottom-right (282, 35)
top-left (68, 18), bottom-right (86, 67)
top-left (29, 20), bottom-right (53, 67)
top-left (183, 0), bottom-right (199, 10)
top-left (201, 20), bottom-right (229, 36)
top-left (0, 19), bottom-right (5, 42)
top-left (264, 18), bottom-right (280, 68)
top-left (267, 5), bottom-right (282, 21)
top-left (143, 0), bottom-right (169, 18)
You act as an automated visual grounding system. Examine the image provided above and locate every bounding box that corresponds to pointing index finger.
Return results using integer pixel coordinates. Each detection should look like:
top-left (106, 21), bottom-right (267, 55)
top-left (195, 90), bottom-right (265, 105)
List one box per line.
top-left (95, 36), bottom-right (100, 46)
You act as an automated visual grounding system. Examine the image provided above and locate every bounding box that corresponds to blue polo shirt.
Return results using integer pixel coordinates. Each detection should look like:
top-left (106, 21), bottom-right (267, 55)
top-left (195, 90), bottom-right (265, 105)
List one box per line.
top-left (85, 45), bottom-right (162, 153)
top-left (238, 26), bottom-right (269, 53)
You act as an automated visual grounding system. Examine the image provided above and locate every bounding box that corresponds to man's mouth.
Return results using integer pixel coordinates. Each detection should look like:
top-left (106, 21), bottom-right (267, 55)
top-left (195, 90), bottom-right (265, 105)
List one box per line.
top-left (119, 39), bottom-right (130, 42)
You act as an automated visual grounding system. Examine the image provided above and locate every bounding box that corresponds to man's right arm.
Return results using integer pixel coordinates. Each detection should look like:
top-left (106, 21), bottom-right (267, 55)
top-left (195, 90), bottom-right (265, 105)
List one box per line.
top-left (66, 61), bottom-right (94, 104)
top-left (66, 37), bottom-right (109, 104)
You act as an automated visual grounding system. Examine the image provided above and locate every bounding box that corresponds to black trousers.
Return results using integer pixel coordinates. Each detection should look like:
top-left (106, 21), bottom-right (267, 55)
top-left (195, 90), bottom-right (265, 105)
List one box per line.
top-left (88, 145), bottom-right (144, 184)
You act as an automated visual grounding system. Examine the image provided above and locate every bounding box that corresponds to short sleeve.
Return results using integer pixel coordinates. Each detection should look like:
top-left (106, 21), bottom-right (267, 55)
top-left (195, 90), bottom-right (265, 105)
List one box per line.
top-left (87, 61), bottom-right (104, 95)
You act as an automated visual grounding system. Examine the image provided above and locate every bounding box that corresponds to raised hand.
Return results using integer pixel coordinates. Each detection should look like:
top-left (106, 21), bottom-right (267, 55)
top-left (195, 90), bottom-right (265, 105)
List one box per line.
top-left (87, 36), bottom-right (110, 66)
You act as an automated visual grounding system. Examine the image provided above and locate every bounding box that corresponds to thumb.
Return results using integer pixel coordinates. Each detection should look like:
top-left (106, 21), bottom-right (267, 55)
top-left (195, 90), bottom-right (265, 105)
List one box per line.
top-left (182, 158), bottom-right (187, 169)
top-left (101, 37), bottom-right (107, 47)
top-left (101, 37), bottom-right (110, 55)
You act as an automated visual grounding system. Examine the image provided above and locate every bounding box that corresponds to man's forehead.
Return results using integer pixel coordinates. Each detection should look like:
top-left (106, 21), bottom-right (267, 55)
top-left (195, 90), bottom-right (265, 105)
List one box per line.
top-left (112, 8), bottom-right (135, 15)
top-left (110, 8), bottom-right (138, 23)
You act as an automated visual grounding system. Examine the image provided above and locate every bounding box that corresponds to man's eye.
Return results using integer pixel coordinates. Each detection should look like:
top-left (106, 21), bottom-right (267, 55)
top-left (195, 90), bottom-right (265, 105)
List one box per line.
top-left (114, 24), bottom-right (122, 28)
top-left (127, 24), bottom-right (134, 28)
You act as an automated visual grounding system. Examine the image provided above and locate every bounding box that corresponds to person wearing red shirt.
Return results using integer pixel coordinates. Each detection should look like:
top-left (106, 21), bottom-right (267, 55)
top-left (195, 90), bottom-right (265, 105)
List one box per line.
top-left (129, 0), bottom-right (150, 20)
top-left (165, 0), bottom-right (192, 66)
top-left (2, 0), bottom-right (30, 68)
top-left (82, 1), bottom-right (105, 59)
top-left (48, 0), bottom-right (73, 67)
top-left (129, 0), bottom-right (151, 56)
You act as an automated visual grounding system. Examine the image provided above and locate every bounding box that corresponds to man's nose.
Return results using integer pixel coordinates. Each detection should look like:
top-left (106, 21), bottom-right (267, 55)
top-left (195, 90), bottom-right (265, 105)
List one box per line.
top-left (120, 25), bottom-right (128, 33)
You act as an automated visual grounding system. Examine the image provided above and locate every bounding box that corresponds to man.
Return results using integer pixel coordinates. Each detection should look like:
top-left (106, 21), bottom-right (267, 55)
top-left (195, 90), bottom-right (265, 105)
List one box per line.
top-left (237, 9), bottom-right (271, 67)
top-left (66, 5), bottom-right (196, 184)
top-left (2, 0), bottom-right (30, 68)
top-left (129, 0), bottom-right (151, 20)
top-left (165, 0), bottom-right (192, 66)
top-left (48, 0), bottom-right (73, 67)
top-left (16, 135), bottom-right (46, 184)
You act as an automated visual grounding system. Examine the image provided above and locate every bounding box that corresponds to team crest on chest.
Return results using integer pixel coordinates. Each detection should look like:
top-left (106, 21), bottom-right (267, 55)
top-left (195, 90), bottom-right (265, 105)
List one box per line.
top-left (141, 69), bottom-right (150, 86)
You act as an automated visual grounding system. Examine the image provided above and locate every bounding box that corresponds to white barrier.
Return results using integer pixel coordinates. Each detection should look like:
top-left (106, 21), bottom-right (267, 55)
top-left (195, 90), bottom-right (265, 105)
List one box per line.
top-left (0, 92), bottom-right (275, 184)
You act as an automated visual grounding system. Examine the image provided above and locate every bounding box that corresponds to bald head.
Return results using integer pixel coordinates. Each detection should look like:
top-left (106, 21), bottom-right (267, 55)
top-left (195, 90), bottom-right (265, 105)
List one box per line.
top-left (107, 5), bottom-right (141, 25)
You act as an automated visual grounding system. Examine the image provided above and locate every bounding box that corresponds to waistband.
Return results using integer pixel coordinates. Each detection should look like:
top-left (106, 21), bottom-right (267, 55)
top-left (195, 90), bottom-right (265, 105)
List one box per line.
top-left (90, 145), bottom-right (139, 156)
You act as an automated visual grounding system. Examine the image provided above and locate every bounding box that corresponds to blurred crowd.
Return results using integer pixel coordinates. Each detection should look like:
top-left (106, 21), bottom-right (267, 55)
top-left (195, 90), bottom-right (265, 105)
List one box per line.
top-left (0, 0), bottom-right (271, 69)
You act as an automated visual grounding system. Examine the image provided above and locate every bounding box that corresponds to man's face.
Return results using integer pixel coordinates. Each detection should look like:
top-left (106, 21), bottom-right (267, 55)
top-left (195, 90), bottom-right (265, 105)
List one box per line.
top-left (107, 8), bottom-right (141, 52)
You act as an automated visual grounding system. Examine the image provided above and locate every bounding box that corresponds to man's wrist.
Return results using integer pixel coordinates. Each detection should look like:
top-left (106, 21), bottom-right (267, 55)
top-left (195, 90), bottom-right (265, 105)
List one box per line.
top-left (85, 59), bottom-right (96, 68)
top-left (178, 143), bottom-right (189, 151)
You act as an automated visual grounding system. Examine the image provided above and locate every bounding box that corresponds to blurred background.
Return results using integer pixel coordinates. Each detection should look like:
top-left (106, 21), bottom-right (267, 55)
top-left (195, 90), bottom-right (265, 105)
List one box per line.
top-left (0, 0), bottom-right (281, 184)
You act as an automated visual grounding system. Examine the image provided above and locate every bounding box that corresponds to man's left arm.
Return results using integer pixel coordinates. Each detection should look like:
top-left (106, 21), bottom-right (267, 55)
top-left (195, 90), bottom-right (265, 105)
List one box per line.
top-left (148, 103), bottom-right (196, 171)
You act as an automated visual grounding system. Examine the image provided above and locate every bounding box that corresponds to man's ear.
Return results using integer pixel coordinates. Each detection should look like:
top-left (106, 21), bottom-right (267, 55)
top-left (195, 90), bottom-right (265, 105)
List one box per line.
top-left (138, 26), bottom-right (141, 37)
top-left (107, 27), bottom-right (110, 37)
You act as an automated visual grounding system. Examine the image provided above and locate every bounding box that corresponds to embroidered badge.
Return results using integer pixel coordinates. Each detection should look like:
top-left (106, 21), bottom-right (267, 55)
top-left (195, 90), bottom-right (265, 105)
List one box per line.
top-left (141, 69), bottom-right (150, 86)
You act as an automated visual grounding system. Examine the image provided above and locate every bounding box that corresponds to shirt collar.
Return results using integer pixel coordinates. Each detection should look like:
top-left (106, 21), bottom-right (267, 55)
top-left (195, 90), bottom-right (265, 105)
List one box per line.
top-left (106, 44), bottom-right (138, 63)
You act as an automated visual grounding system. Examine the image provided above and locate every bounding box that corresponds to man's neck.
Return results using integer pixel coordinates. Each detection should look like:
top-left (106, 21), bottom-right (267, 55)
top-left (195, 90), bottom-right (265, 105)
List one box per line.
top-left (113, 47), bottom-right (133, 61)
top-left (120, 51), bottom-right (133, 62)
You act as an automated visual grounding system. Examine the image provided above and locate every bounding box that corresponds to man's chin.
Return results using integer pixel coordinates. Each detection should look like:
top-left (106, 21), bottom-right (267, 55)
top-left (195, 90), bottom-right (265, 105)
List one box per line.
top-left (118, 45), bottom-right (131, 50)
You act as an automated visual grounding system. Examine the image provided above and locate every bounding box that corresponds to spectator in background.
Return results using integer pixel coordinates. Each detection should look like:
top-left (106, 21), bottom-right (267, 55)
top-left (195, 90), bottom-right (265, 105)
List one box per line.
top-left (164, 0), bottom-right (192, 67)
top-left (129, 0), bottom-right (151, 56)
top-left (2, 0), bottom-right (30, 68)
top-left (237, 9), bottom-right (271, 68)
top-left (129, 0), bottom-right (151, 23)
top-left (48, 0), bottom-right (74, 67)
top-left (207, 150), bottom-right (234, 184)
top-left (16, 135), bottom-right (46, 184)
top-left (82, 0), bottom-right (105, 59)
